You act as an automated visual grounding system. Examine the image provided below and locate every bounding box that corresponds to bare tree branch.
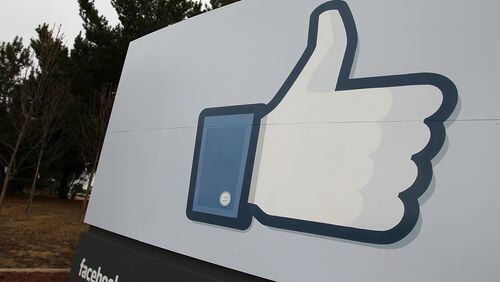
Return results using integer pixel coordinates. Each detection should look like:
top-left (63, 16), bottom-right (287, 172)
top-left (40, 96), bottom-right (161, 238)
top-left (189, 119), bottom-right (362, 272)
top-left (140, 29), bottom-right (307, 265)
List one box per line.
top-left (0, 140), bottom-right (14, 151)
top-left (0, 25), bottom-right (67, 212)
top-left (0, 155), bottom-right (8, 166)
top-left (78, 83), bottom-right (115, 220)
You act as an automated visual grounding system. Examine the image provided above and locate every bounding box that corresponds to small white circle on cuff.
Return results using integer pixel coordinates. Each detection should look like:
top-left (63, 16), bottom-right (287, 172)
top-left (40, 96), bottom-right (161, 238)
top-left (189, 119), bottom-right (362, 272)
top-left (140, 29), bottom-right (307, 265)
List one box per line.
top-left (219, 191), bottom-right (231, 207)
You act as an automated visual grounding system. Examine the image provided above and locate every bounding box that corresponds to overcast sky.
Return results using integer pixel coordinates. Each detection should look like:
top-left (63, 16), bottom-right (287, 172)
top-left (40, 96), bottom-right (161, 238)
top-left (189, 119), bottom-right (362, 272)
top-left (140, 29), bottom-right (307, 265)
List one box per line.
top-left (0, 0), bottom-right (209, 47)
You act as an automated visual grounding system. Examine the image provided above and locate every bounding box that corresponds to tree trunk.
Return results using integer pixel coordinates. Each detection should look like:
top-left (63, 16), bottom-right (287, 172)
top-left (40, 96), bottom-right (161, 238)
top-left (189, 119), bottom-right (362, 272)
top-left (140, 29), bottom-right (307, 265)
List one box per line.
top-left (79, 170), bottom-right (95, 222)
top-left (58, 169), bottom-right (71, 199)
top-left (26, 148), bottom-right (43, 215)
top-left (0, 167), bottom-right (5, 189)
top-left (0, 165), bottom-right (12, 212)
top-left (0, 118), bottom-right (28, 212)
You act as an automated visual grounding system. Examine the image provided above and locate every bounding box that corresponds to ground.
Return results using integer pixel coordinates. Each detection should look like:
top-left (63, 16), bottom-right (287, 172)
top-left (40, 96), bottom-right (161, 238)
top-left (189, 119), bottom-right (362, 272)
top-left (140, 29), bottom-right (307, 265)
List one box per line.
top-left (0, 196), bottom-right (87, 270)
top-left (0, 271), bottom-right (68, 282)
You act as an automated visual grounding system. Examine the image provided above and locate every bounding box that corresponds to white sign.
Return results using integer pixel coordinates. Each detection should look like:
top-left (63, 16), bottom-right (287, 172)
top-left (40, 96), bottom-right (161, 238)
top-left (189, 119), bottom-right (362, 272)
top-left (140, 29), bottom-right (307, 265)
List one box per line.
top-left (86, 0), bottom-right (500, 281)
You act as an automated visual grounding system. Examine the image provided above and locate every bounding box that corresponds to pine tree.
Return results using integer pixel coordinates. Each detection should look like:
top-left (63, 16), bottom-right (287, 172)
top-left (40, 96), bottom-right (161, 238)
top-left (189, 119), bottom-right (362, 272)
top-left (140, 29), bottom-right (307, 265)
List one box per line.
top-left (210, 0), bottom-right (239, 9)
top-left (0, 25), bottom-right (71, 210)
top-left (112, 0), bottom-right (205, 42)
top-left (0, 37), bottom-right (30, 197)
top-left (0, 37), bottom-right (30, 110)
top-left (72, 0), bottom-right (123, 102)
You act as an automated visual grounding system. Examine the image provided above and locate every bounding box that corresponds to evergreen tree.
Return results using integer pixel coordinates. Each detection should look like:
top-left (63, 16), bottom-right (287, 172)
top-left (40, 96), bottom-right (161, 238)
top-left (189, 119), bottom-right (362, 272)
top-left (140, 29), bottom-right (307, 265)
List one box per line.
top-left (0, 37), bottom-right (30, 110)
top-left (30, 25), bottom-right (72, 86)
top-left (210, 0), bottom-right (239, 9)
top-left (112, 0), bottom-right (205, 42)
top-left (0, 37), bottom-right (30, 190)
top-left (0, 25), bottom-right (72, 209)
top-left (72, 0), bottom-right (123, 103)
top-left (27, 25), bottom-right (73, 201)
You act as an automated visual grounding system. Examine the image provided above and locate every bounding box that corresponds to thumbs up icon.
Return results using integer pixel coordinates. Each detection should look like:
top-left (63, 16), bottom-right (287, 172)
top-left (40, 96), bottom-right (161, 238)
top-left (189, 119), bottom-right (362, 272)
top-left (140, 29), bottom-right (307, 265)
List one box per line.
top-left (186, 0), bottom-right (457, 244)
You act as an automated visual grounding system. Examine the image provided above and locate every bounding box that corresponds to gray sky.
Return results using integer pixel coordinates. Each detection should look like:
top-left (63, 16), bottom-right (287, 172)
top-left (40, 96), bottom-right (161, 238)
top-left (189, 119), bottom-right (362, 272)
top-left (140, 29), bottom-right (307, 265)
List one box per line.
top-left (0, 0), bottom-right (209, 47)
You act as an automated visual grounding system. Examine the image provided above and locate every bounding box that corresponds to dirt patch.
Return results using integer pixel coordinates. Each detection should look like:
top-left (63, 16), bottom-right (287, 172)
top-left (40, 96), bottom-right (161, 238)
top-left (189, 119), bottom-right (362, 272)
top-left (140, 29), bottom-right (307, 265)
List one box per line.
top-left (0, 271), bottom-right (68, 282)
top-left (0, 197), bottom-right (88, 268)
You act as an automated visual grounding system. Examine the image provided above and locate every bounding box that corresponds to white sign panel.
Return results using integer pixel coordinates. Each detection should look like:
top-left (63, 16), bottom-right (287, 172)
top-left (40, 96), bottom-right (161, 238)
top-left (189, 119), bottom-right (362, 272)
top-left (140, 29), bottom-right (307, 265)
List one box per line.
top-left (86, 0), bottom-right (500, 281)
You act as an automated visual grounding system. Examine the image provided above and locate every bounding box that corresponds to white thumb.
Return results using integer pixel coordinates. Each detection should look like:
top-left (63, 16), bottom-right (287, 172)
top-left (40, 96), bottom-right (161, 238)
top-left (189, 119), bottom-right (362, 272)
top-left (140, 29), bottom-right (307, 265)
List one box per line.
top-left (291, 9), bottom-right (348, 94)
